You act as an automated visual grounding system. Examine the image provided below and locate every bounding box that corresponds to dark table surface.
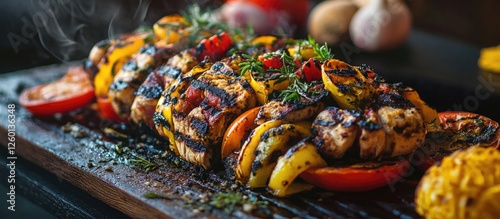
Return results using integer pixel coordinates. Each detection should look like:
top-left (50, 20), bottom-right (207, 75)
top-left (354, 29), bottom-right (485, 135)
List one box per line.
top-left (1, 28), bottom-right (499, 218)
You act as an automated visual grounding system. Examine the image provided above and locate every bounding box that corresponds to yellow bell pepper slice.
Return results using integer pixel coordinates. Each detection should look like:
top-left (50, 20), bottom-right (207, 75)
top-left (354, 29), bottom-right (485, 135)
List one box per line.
top-left (251, 35), bottom-right (278, 49)
top-left (321, 59), bottom-right (375, 109)
top-left (94, 33), bottom-right (150, 97)
top-left (154, 95), bottom-right (178, 155)
top-left (247, 122), bottom-right (312, 188)
top-left (400, 87), bottom-right (440, 132)
top-left (268, 139), bottom-right (327, 197)
top-left (288, 44), bottom-right (316, 61)
top-left (235, 119), bottom-right (286, 184)
top-left (249, 72), bottom-right (290, 105)
top-left (153, 14), bottom-right (190, 44)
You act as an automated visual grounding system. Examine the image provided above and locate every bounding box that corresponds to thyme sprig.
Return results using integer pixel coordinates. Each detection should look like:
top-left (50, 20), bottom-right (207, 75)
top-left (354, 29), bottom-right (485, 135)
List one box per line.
top-left (130, 155), bottom-right (161, 172)
top-left (307, 35), bottom-right (334, 62)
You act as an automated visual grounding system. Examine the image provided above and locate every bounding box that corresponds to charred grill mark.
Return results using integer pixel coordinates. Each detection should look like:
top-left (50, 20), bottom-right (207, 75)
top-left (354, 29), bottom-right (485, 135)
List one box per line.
top-left (314, 119), bottom-right (339, 127)
top-left (326, 65), bottom-right (357, 77)
top-left (358, 120), bottom-right (382, 131)
top-left (211, 62), bottom-right (237, 76)
top-left (268, 150), bottom-right (283, 164)
top-left (251, 161), bottom-right (263, 173)
top-left (190, 117), bottom-right (209, 135)
top-left (139, 44), bottom-right (157, 55)
top-left (190, 80), bottom-right (237, 108)
top-left (335, 83), bottom-right (349, 94)
top-left (157, 65), bottom-right (182, 79)
top-left (175, 131), bottom-right (207, 152)
top-left (211, 62), bottom-right (224, 72)
top-left (135, 84), bottom-right (163, 99)
top-left (122, 60), bottom-right (138, 71)
top-left (376, 93), bottom-right (414, 109)
top-left (110, 80), bottom-right (129, 91)
top-left (153, 112), bottom-right (170, 130)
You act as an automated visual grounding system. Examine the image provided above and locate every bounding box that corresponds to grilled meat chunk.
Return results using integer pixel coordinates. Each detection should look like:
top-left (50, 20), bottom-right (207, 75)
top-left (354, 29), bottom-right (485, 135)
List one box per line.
top-left (312, 90), bottom-right (425, 161)
top-left (172, 62), bottom-right (256, 169)
top-left (130, 71), bottom-right (164, 129)
top-left (312, 107), bottom-right (361, 160)
top-left (255, 84), bottom-right (328, 125)
top-left (375, 92), bottom-right (426, 157)
top-left (108, 44), bottom-right (180, 118)
top-left (358, 108), bottom-right (386, 159)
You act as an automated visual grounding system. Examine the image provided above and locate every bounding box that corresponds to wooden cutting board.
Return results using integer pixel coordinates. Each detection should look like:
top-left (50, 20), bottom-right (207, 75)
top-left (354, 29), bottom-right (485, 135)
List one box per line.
top-left (0, 62), bottom-right (421, 218)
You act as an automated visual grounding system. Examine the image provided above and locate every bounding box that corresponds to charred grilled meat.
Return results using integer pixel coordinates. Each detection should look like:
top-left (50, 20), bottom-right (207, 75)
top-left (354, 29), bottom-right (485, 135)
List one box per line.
top-left (108, 44), bottom-right (180, 119)
top-left (131, 51), bottom-right (198, 129)
top-left (171, 62), bottom-right (257, 169)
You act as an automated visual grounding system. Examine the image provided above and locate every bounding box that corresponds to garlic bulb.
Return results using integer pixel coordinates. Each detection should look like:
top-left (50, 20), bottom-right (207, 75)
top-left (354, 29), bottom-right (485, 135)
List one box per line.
top-left (350, 0), bottom-right (412, 51)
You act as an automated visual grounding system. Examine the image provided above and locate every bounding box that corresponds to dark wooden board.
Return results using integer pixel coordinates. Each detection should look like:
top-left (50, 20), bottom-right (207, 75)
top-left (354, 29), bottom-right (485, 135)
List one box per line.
top-left (0, 62), bottom-right (423, 218)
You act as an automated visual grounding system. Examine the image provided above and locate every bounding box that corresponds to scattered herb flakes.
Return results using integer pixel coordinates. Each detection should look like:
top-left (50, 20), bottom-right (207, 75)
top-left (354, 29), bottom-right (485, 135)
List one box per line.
top-left (143, 192), bottom-right (174, 200)
top-left (208, 191), bottom-right (268, 214)
top-left (129, 155), bottom-right (162, 172)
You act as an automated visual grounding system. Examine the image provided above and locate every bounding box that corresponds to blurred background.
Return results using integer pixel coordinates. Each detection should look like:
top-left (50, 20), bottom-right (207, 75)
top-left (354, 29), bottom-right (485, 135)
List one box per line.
top-left (1, 0), bottom-right (499, 73)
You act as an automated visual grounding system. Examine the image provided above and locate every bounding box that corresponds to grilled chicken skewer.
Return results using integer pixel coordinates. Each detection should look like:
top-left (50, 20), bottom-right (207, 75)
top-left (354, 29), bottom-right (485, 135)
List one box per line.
top-left (131, 51), bottom-right (199, 130)
top-left (170, 62), bottom-right (257, 169)
top-left (108, 43), bottom-right (181, 119)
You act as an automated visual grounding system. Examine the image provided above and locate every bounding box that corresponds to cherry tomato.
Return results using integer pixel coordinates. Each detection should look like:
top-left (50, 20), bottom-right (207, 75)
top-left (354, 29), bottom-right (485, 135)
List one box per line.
top-left (300, 159), bottom-right (410, 192)
top-left (19, 67), bottom-right (95, 116)
top-left (297, 58), bottom-right (322, 83)
top-left (97, 97), bottom-right (128, 123)
top-left (417, 111), bottom-right (500, 172)
top-left (195, 32), bottom-right (233, 62)
top-left (221, 107), bottom-right (260, 158)
top-left (258, 53), bottom-right (283, 70)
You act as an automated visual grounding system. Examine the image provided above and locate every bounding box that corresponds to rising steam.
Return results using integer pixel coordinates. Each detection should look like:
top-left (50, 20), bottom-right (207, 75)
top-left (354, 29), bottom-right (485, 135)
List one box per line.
top-left (33, 0), bottom-right (152, 62)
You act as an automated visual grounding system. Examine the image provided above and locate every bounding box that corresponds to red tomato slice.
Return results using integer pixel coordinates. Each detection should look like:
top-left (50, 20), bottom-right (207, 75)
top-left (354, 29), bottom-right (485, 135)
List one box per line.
top-left (96, 97), bottom-right (128, 123)
top-left (300, 159), bottom-right (410, 192)
top-left (19, 67), bottom-right (95, 116)
top-left (258, 54), bottom-right (283, 70)
top-left (297, 58), bottom-right (322, 83)
top-left (195, 32), bottom-right (233, 62)
top-left (417, 111), bottom-right (500, 172)
top-left (221, 107), bottom-right (260, 158)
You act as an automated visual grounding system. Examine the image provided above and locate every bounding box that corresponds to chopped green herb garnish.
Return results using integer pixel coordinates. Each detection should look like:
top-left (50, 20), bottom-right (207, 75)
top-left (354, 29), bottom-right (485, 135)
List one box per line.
top-left (239, 54), bottom-right (264, 76)
top-left (307, 35), bottom-right (334, 62)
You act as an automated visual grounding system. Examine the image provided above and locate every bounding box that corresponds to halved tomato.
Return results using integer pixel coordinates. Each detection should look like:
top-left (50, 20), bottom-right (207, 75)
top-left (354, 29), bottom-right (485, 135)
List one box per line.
top-left (300, 159), bottom-right (410, 192)
top-left (417, 111), bottom-right (500, 171)
top-left (19, 67), bottom-right (95, 116)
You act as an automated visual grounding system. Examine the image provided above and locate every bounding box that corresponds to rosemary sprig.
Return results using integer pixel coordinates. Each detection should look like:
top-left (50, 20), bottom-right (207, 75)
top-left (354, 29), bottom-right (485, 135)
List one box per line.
top-left (307, 35), bottom-right (334, 62)
top-left (130, 156), bottom-right (161, 172)
top-left (239, 54), bottom-right (264, 76)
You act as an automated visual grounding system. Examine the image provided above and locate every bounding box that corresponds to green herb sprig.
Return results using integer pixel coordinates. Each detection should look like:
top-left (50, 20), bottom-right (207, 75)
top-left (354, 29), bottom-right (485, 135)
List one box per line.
top-left (239, 54), bottom-right (264, 76)
top-left (307, 35), bottom-right (334, 62)
top-left (130, 156), bottom-right (161, 172)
